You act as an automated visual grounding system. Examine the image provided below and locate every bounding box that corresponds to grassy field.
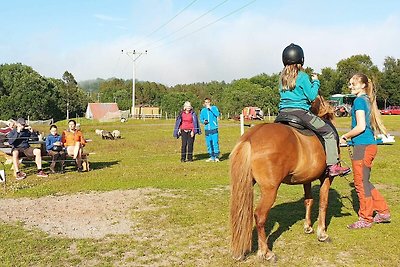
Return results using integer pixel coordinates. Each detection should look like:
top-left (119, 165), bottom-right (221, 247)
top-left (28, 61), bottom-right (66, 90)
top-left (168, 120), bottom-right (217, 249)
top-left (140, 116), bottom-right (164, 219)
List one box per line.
top-left (0, 116), bottom-right (399, 266)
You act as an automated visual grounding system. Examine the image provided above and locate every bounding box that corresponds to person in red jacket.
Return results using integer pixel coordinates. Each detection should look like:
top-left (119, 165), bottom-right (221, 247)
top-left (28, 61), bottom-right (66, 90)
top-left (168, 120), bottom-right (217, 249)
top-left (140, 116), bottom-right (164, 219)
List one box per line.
top-left (173, 101), bottom-right (201, 162)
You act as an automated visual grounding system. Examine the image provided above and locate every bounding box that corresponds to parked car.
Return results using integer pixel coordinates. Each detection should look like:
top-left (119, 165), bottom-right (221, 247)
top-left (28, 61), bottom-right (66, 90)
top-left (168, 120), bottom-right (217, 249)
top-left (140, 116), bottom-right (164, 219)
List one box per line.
top-left (380, 106), bottom-right (400, 115)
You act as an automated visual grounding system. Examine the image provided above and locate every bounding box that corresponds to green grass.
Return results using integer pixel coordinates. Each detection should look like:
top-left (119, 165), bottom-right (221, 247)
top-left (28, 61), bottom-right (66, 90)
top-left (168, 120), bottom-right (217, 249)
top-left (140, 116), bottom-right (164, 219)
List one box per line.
top-left (0, 116), bottom-right (399, 266)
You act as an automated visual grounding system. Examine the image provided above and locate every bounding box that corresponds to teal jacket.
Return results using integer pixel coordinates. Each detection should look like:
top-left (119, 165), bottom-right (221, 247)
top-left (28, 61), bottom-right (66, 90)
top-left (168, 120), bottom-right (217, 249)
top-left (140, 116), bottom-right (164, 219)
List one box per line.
top-left (200, 106), bottom-right (220, 130)
top-left (279, 71), bottom-right (320, 111)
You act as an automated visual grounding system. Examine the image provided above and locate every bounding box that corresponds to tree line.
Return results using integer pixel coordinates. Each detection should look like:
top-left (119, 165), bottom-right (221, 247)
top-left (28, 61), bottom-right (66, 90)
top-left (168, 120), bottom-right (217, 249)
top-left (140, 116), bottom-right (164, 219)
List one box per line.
top-left (1, 54), bottom-right (400, 121)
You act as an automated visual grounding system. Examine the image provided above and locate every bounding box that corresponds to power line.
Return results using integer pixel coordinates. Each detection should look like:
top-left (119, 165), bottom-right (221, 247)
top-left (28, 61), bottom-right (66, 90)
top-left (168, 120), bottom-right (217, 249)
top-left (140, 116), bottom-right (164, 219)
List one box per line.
top-left (150, 0), bottom-right (257, 50)
top-left (143, 0), bottom-right (230, 50)
top-left (143, 0), bottom-right (199, 39)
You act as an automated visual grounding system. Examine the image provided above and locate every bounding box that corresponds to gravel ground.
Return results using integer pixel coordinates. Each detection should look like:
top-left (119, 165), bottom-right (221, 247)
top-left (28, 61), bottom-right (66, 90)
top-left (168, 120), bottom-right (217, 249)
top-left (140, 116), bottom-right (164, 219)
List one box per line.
top-left (0, 188), bottom-right (163, 239)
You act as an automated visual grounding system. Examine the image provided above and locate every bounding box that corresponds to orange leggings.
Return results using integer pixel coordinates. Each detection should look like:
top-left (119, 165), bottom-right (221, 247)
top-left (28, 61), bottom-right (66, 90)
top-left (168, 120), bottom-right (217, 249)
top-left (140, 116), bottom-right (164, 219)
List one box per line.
top-left (352, 145), bottom-right (389, 222)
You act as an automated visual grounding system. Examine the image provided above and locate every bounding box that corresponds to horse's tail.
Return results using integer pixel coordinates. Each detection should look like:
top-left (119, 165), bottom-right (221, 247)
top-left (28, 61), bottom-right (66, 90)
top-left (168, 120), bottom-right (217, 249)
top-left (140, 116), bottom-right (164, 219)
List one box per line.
top-left (229, 140), bottom-right (253, 260)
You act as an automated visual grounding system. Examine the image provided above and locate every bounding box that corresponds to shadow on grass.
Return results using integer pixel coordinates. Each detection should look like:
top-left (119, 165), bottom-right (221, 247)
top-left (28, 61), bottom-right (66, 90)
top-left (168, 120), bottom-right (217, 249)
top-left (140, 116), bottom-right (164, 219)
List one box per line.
top-left (194, 152), bottom-right (231, 161)
top-left (250, 185), bottom-right (352, 252)
top-left (87, 160), bottom-right (120, 170)
top-left (348, 181), bottom-right (360, 214)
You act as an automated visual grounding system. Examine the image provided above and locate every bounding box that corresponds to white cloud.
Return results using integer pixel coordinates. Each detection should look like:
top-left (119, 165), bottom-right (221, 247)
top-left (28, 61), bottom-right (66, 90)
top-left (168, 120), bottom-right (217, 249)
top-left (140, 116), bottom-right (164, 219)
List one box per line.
top-left (19, 12), bottom-right (400, 86)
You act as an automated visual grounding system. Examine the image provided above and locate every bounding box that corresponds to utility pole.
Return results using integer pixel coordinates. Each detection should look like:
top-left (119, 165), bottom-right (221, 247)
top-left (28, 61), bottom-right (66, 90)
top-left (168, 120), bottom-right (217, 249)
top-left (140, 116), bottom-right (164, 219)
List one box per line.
top-left (123, 50), bottom-right (147, 118)
top-left (66, 88), bottom-right (69, 121)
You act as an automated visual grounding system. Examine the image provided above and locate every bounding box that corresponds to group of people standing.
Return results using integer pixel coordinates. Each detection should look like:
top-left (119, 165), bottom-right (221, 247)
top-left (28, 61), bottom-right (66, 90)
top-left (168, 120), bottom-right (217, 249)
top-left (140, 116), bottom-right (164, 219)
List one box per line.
top-left (173, 43), bottom-right (391, 230)
top-left (6, 119), bottom-right (86, 180)
top-left (173, 97), bottom-right (220, 163)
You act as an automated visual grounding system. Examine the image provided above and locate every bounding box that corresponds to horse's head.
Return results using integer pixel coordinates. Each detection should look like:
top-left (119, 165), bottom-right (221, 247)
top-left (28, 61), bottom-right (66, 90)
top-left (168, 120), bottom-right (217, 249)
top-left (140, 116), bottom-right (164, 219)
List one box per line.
top-left (310, 95), bottom-right (335, 122)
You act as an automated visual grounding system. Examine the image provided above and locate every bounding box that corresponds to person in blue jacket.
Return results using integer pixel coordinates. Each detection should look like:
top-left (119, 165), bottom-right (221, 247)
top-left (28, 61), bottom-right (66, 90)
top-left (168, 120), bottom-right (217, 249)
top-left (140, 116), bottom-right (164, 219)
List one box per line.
top-left (278, 43), bottom-right (350, 177)
top-left (200, 97), bottom-right (220, 162)
top-left (46, 124), bottom-right (66, 173)
top-left (173, 101), bottom-right (201, 162)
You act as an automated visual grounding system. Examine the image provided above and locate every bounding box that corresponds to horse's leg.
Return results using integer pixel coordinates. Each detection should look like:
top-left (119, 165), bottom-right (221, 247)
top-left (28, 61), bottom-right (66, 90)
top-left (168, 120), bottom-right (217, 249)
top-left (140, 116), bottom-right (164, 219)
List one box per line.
top-left (303, 183), bottom-right (314, 234)
top-left (254, 185), bottom-right (278, 262)
top-left (317, 176), bottom-right (333, 242)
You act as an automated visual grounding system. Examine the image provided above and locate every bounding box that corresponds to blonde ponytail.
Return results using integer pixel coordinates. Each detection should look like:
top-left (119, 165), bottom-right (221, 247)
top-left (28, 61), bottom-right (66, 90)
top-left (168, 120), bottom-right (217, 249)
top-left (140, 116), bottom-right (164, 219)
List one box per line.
top-left (362, 76), bottom-right (387, 135)
top-left (280, 64), bottom-right (302, 90)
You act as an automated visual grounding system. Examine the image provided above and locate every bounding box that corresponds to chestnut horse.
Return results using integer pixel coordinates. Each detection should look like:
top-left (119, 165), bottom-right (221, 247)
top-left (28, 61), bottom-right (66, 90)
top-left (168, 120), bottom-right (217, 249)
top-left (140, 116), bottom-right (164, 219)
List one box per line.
top-left (230, 96), bottom-right (335, 261)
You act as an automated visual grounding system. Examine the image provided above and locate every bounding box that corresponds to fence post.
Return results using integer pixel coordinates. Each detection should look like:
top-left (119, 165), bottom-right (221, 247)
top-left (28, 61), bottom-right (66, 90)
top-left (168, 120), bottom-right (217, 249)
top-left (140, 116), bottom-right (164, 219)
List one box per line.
top-left (240, 113), bottom-right (244, 136)
top-left (268, 107), bottom-right (271, 121)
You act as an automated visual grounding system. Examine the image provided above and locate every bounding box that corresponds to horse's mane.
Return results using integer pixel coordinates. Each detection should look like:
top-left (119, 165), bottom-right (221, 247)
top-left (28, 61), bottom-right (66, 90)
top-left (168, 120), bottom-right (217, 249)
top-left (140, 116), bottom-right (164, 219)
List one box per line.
top-left (310, 95), bottom-right (335, 123)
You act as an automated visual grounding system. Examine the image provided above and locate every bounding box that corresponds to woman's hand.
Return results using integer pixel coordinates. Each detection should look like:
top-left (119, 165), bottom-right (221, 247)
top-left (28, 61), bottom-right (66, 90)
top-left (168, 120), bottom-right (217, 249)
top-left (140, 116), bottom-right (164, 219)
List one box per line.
top-left (311, 73), bottom-right (318, 80)
top-left (340, 135), bottom-right (348, 145)
top-left (190, 131), bottom-right (194, 138)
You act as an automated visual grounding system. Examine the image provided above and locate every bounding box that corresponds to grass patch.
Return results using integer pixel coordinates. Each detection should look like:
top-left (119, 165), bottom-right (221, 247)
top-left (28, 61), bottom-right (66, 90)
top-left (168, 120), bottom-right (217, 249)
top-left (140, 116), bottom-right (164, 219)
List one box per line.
top-left (0, 117), bottom-right (399, 266)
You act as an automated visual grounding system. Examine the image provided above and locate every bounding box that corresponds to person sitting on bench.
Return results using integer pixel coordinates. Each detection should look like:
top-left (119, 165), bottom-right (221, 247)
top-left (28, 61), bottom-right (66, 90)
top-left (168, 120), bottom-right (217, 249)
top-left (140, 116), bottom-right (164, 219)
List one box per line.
top-left (0, 120), bottom-right (15, 148)
top-left (46, 124), bottom-right (66, 174)
top-left (7, 118), bottom-right (48, 180)
top-left (62, 119), bottom-right (86, 172)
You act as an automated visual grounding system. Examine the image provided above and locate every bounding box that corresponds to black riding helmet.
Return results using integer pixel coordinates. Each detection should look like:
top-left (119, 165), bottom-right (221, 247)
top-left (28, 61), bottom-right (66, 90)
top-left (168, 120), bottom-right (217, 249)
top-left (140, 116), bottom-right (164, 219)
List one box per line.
top-left (282, 43), bottom-right (304, 66)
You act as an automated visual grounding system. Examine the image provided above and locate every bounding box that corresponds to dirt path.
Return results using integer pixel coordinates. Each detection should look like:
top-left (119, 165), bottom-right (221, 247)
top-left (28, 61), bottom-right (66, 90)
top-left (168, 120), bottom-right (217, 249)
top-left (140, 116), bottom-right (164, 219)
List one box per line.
top-left (0, 188), bottom-right (163, 239)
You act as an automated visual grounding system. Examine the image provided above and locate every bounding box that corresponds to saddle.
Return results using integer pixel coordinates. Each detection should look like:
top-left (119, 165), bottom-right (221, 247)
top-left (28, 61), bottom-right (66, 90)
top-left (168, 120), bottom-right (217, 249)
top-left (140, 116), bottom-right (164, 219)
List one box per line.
top-left (274, 113), bottom-right (326, 148)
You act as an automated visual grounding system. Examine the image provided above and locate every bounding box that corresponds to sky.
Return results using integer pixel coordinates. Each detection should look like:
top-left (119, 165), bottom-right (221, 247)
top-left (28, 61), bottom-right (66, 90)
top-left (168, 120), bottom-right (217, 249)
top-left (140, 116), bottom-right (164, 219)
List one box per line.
top-left (1, 0), bottom-right (400, 86)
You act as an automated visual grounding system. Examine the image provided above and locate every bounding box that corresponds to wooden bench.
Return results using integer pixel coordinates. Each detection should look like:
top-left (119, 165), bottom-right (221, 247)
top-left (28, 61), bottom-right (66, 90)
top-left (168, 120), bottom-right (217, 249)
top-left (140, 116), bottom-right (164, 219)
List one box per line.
top-left (0, 146), bottom-right (90, 172)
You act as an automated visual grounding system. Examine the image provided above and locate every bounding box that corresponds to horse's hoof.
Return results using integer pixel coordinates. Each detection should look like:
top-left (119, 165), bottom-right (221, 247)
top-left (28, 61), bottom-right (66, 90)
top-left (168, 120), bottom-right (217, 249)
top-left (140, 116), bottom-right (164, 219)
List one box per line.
top-left (257, 251), bottom-right (277, 262)
top-left (304, 226), bottom-right (314, 234)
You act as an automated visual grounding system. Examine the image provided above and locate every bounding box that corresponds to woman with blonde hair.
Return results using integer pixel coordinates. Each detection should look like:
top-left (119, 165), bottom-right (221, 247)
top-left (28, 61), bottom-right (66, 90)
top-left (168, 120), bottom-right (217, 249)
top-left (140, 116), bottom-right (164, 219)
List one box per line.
top-left (341, 73), bottom-right (390, 229)
top-left (278, 43), bottom-right (350, 177)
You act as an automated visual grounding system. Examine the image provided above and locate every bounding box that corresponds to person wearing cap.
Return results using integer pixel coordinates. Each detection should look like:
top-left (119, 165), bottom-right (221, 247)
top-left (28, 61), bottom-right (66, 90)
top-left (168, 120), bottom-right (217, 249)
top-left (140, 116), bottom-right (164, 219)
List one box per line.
top-left (7, 118), bottom-right (48, 180)
top-left (173, 101), bottom-right (201, 162)
top-left (278, 43), bottom-right (350, 177)
top-left (200, 97), bottom-right (221, 162)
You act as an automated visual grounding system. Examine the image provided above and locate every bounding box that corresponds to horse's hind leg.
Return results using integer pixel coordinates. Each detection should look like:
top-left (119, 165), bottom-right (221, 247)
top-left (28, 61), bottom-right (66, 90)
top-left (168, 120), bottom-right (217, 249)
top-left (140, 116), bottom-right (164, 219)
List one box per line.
top-left (254, 185), bottom-right (278, 262)
top-left (317, 176), bottom-right (333, 242)
top-left (303, 183), bottom-right (314, 234)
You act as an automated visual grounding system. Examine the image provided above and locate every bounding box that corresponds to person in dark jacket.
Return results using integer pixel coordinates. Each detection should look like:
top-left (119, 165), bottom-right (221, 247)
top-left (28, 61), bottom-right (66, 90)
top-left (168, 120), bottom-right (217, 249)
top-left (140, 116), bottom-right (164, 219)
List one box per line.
top-left (8, 118), bottom-right (48, 180)
top-left (173, 101), bottom-right (201, 162)
top-left (46, 124), bottom-right (66, 174)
